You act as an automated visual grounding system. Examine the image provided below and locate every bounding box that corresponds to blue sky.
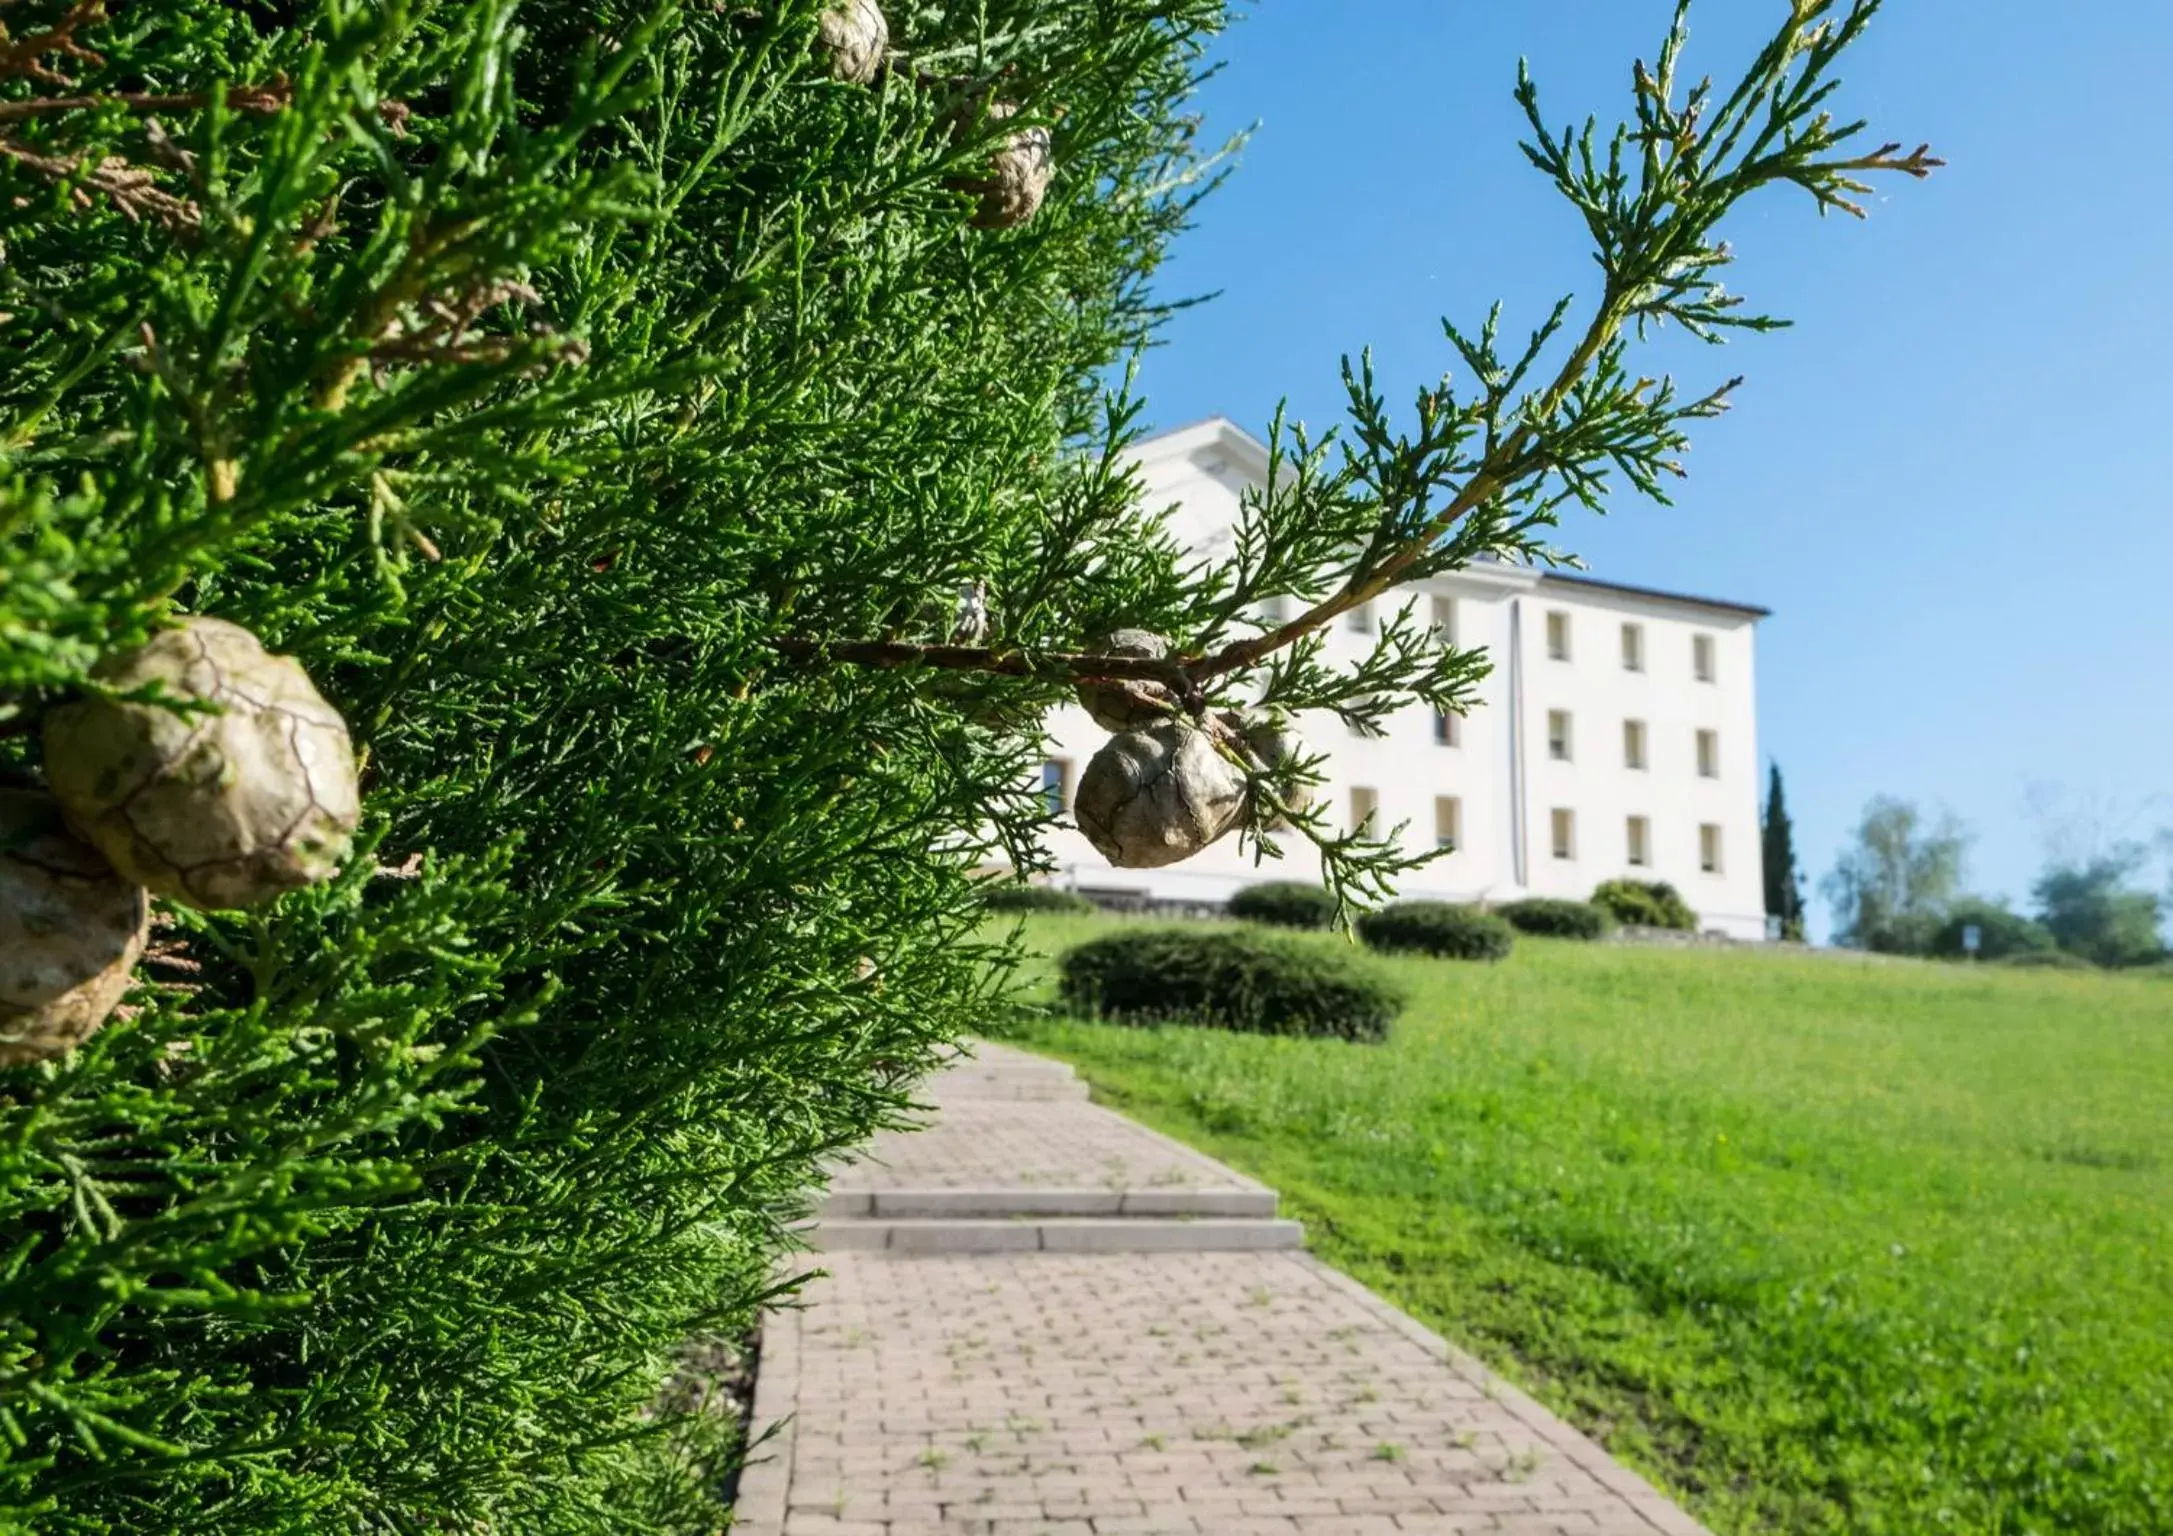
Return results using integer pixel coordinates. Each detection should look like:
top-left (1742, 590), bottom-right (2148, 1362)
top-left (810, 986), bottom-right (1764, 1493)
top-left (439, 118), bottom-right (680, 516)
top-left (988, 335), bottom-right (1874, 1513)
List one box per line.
top-left (1132, 1), bottom-right (2173, 935)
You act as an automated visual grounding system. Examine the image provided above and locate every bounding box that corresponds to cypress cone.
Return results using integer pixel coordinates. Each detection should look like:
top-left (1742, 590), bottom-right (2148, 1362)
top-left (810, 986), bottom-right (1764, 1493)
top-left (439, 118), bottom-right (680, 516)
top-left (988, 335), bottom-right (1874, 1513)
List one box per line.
top-left (0, 789), bottom-right (148, 1067)
top-left (42, 616), bottom-right (360, 911)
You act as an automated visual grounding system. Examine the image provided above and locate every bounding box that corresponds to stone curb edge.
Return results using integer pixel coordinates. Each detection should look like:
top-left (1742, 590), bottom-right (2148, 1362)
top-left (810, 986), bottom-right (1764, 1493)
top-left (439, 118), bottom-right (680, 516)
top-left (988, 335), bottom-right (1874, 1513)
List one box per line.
top-left (726, 1291), bottom-right (802, 1535)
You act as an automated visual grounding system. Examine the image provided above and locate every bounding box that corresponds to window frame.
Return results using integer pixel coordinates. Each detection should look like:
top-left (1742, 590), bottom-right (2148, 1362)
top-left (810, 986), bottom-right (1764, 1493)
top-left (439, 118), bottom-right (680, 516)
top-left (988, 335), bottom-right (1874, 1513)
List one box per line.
top-left (1550, 807), bottom-right (1577, 861)
top-left (1434, 795), bottom-right (1461, 852)
top-left (1547, 709), bottom-right (1573, 763)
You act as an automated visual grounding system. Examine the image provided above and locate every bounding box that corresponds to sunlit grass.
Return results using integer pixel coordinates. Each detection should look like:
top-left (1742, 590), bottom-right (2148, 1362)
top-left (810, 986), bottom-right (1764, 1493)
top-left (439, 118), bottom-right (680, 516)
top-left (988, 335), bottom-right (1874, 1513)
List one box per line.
top-left (1002, 912), bottom-right (2173, 1536)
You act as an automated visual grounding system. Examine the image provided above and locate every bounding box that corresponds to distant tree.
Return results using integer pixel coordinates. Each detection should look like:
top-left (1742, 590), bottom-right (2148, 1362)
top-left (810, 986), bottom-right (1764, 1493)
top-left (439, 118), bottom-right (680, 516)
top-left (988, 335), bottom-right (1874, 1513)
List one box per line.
top-left (1928, 898), bottom-right (2056, 962)
top-left (1761, 764), bottom-right (1807, 940)
top-left (2033, 852), bottom-right (2167, 969)
top-left (1823, 796), bottom-right (1969, 952)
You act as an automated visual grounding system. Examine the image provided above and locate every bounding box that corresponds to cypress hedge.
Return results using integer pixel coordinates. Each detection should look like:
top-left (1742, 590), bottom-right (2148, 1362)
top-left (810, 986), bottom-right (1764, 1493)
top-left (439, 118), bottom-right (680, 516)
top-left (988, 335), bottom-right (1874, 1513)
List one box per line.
top-left (0, 2), bottom-right (1224, 1529)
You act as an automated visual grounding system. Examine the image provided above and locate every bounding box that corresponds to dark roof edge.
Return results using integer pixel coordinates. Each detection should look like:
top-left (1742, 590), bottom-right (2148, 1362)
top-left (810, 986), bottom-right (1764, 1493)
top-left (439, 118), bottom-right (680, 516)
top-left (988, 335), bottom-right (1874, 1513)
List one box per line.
top-left (1535, 570), bottom-right (1771, 620)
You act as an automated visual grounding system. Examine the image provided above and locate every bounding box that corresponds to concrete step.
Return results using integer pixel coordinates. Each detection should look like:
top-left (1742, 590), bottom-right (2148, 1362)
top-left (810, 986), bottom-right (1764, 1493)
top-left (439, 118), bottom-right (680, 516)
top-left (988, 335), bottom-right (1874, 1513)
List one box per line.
top-left (928, 1074), bottom-right (1090, 1103)
top-left (811, 1216), bottom-right (1305, 1254)
top-left (930, 1048), bottom-right (1089, 1102)
top-left (822, 1186), bottom-right (1279, 1220)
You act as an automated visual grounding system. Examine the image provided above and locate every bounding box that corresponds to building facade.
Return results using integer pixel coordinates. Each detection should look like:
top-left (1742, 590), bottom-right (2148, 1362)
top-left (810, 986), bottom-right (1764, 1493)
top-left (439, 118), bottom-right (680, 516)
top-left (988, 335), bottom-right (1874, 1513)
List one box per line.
top-left (1038, 418), bottom-right (1772, 940)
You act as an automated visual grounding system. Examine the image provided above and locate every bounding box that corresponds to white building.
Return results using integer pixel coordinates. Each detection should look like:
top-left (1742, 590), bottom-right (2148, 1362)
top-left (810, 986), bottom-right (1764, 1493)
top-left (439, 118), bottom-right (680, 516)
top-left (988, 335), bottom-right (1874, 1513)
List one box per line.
top-left (1036, 419), bottom-right (1772, 940)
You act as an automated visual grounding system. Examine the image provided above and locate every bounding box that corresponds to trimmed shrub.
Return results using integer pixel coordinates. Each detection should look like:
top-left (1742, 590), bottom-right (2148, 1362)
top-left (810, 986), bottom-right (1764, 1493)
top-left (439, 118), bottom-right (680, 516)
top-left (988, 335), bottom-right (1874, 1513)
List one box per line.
top-left (1992, 949), bottom-right (2097, 971)
top-left (1928, 900), bottom-right (2057, 961)
top-left (984, 884), bottom-right (1096, 915)
top-left (1228, 881), bottom-right (1338, 930)
top-left (1592, 879), bottom-right (1698, 932)
top-left (1496, 897), bottom-right (1610, 941)
top-left (1357, 901), bottom-right (1514, 962)
top-left (1059, 928), bottom-right (1402, 1042)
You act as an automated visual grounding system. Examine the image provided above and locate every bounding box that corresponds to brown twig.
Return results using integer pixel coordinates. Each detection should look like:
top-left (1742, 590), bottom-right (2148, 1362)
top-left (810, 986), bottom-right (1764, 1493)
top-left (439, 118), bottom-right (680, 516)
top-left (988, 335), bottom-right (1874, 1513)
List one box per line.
top-left (0, 78), bottom-right (294, 123)
top-left (0, 133), bottom-right (198, 229)
top-left (770, 636), bottom-right (1192, 691)
top-left (0, 0), bottom-right (106, 87)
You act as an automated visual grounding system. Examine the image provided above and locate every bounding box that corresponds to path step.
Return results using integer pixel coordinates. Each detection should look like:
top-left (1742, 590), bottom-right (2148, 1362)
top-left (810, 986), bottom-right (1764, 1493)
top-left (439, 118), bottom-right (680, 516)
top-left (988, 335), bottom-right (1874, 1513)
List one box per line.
top-left (812, 1215), bottom-right (1305, 1254)
top-left (926, 1042), bottom-right (1090, 1101)
top-left (926, 1073), bottom-right (1089, 1102)
top-left (821, 1186), bottom-right (1279, 1219)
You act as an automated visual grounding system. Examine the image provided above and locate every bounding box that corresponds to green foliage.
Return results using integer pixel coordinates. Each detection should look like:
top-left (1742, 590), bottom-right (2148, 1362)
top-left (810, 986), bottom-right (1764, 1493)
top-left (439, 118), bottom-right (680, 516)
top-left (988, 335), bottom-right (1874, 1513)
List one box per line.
top-left (1927, 898), bottom-right (2055, 961)
top-left (1057, 927), bottom-right (1402, 1042)
top-left (1008, 913), bottom-right (2173, 1536)
top-left (984, 884), bottom-right (1095, 914)
top-left (1591, 878), bottom-right (1697, 932)
top-left (1227, 880), bottom-right (1338, 930)
top-left (1495, 897), bottom-right (1608, 941)
top-left (0, 0), bottom-right (1227, 1527)
top-left (1824, 796), bottom-right (1970, 950)
top-left (1761, 764), bottom-right (1806, 939)
top-left (1357, 900), bottom-right (1514, 962)
top-left (2033, 855), bottom-right (2168, 969)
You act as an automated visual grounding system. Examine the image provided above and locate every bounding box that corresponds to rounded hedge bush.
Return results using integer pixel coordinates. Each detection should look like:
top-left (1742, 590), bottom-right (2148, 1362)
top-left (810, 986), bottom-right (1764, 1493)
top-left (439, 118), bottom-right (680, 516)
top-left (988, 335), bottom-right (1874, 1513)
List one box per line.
top-left (1227, 880), bottom-right (1338, 930)
top-left (983, 884), bottom-right (1095, 914)
top-left (1991, 948), bottom-right (2096, 971)
top-left (1591, 878), bottom-right (1698, 932)
top-left (1495, 897), bottom-right (1609, 940)
top-left (1058, 928), bottom-right (1402, 1042)
top-left (1927, 900), bottom-right (2056, 961)
top-left (1356, 901), bottom-right (1514, 961)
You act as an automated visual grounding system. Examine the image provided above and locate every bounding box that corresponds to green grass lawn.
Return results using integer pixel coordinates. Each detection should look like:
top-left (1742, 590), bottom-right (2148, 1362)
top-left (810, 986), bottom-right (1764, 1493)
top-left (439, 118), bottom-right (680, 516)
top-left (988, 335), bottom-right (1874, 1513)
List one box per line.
top-left (1000, 913), bottom-right (2173, 1536)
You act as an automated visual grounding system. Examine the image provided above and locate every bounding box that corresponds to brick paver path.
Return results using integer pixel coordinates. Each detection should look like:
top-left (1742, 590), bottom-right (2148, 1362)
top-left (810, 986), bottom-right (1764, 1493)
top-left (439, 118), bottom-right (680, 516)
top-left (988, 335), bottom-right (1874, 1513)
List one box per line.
top-left (736, 1044), bottom-right (1710, 1536)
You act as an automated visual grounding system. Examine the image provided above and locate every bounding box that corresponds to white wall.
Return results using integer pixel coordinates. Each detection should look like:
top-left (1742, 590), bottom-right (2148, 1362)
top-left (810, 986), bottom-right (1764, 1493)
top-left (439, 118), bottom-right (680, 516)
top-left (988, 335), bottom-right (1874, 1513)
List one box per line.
top-left (1034, 419), bottom-right (1771, 940)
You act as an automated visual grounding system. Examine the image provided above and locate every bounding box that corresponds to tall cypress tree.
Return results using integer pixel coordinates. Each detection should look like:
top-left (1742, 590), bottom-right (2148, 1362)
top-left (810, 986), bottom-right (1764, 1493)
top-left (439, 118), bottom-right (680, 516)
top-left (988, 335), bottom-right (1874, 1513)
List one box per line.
top-left (1764, 762), bottom-right (1808, 940)
top-left (0, 2), bottom-right (1927, 1527)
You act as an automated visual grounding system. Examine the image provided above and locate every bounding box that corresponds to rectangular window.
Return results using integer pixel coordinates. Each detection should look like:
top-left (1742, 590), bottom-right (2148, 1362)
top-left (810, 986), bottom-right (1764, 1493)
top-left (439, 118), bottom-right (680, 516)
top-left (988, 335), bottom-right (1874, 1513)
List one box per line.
top-left (1693, 633), bottom-right (1716, 682)
top-left (1700, 822), bottom-right (1723, 873)
top-left (1696, 729), bottom-right (1719, 779)
top-left (1347, 601), bottom-right (1374, 634)
top-left (1350, 785), bottom-right (1379, 833)
top-left (1551, 807), bottom-right (1577, 860)
top-left (1545, 609), bottom-right (1571, 661)
top-left (1621, 622), bottom-right (1645, 672)
top-left (1433, 708), bottom-right (1459, 747)
top-left (1547, 709), bottom-right (1572, 762)
top-left (1042, 758), bottom-right (1072, 815)
top-left (1430, 595), bottom-right (1458, 643)
top-left (1434, 796), bottom-right (1461, 851)
top-left (1623, 718), bottom-right (1648, 770)
top-left (1626, 815), bottom-right (1651, 868)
